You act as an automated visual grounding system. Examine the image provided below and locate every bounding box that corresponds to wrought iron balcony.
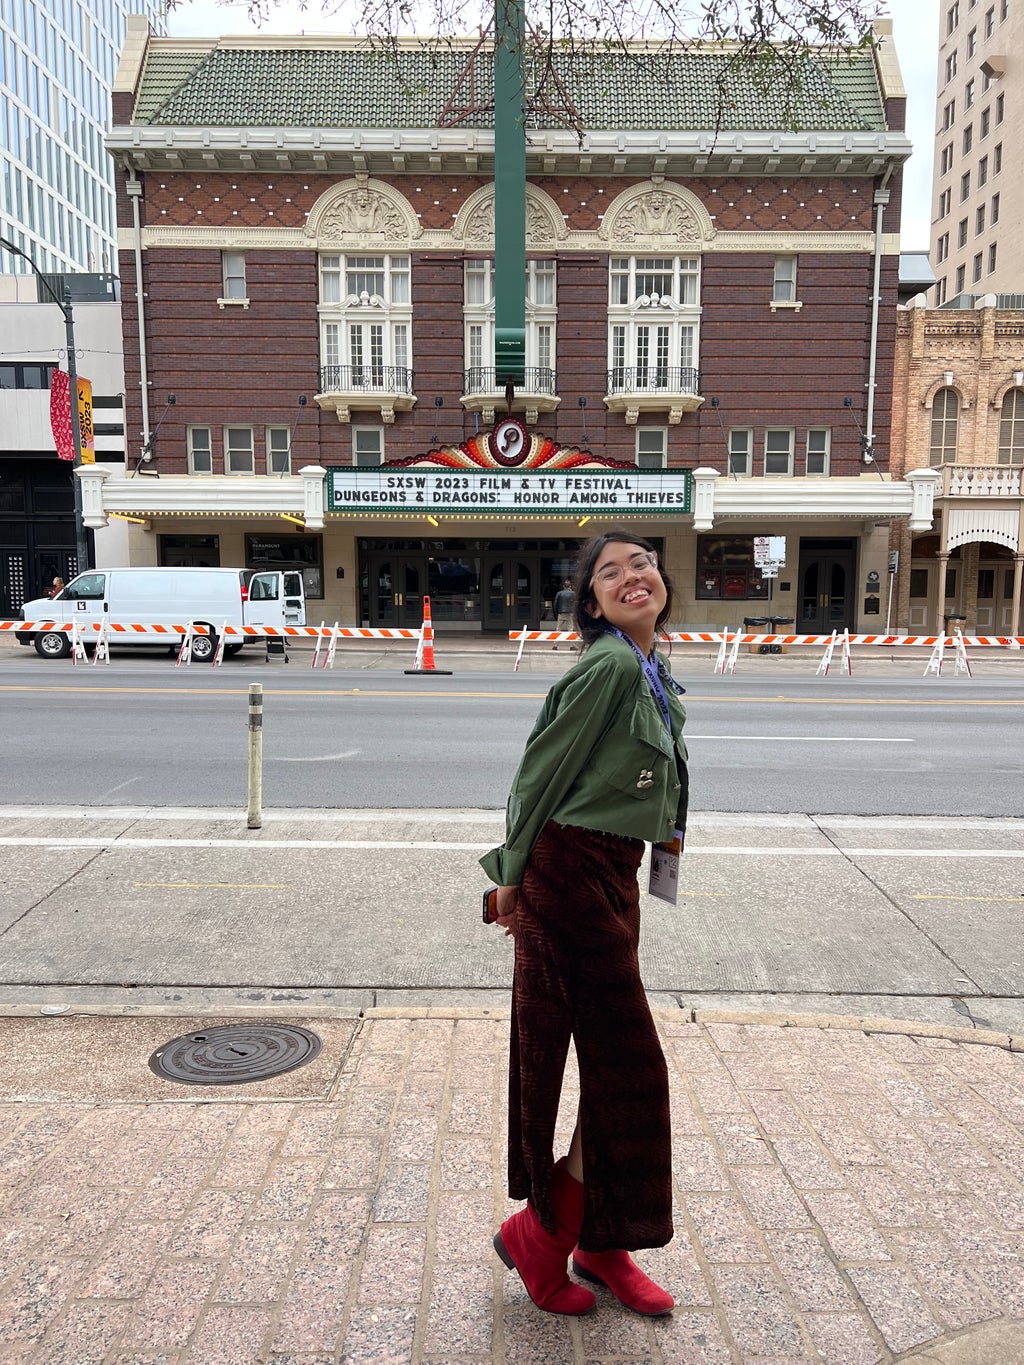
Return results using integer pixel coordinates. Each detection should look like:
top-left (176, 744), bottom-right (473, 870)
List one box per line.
top-left (606, 366), bottom-right (702, 396)
top-left (459, 367), bottom-right (560, 425)
top-left (319, 364), bottom-right (413, 395)
top-left (462, 366), bottom-right (558, 397)
top-left (314, 364), bottom-right (416, 424)
top-left (604, 366), bottom-right (704, 425)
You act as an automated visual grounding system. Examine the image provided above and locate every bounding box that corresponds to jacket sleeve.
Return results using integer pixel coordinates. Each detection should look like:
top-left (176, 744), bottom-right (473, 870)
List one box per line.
top-left (480, 655), bottom-right (633, 887)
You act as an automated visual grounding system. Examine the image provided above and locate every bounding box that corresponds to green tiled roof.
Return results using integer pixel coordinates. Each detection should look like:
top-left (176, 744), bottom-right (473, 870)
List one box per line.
top-left (133, 42), bottom-right (885, 133)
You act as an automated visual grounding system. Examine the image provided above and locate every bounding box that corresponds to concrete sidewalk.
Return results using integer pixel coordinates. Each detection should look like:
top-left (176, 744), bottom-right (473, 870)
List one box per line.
top-left (0, 1007), bottom-right (1022, 1363)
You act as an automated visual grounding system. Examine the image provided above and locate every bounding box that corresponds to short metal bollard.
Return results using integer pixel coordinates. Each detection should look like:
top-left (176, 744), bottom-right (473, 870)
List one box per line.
top-left (247, 682), bottom-right (263, 829)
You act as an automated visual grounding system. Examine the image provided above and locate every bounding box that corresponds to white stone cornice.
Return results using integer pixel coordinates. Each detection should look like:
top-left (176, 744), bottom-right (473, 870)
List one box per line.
top-left (100, 473), bottom-right (308, 517)
top-left (704, 475), bottom-right (922, 527)
top-left (123, 224), bottom-right (878, 256)
top-left (108, 123), bottom-right (910, 180)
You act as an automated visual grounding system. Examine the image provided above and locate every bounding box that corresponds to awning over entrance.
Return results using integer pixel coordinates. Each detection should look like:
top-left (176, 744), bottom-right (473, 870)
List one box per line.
top-left (76, 464), bottom-right (939, 533)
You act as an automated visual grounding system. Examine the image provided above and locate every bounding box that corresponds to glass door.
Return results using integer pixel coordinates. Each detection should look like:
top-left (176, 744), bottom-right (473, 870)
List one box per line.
top-left (367, 555), bottom-right (424, 627)
top-left (797, 540), bottom-right (857, 631)
top-left (483, 557), bottom-right (534, 631)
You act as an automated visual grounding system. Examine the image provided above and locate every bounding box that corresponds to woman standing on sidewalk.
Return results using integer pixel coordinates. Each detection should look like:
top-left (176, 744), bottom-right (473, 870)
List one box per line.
top-left (481, 530), bottom-right (688, 1317)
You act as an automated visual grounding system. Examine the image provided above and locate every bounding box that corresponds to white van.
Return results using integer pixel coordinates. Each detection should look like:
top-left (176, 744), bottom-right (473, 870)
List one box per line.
top-left (17, 566), bottom-right (305, 661)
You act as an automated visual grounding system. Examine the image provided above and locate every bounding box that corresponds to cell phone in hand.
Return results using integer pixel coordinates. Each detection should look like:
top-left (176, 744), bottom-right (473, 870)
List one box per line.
top-left (482, 886), bottom-right (499, 924)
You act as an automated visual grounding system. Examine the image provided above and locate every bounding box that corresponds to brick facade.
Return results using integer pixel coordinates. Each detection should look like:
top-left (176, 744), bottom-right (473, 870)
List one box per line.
top-left (890, 301), bottom-right (1024, 633)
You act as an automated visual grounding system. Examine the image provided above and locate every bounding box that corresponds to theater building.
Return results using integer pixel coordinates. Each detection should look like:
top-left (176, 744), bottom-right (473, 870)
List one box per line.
top-left (91, 16), bottom-right (937, 633)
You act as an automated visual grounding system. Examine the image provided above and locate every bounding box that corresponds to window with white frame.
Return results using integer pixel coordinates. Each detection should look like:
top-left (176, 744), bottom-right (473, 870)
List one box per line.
top-left (998, 390), bottom-right (1024, 464)
top-left (221, 251), bottom-right (247, 301)
top-left (764, 429), bottom-right (794, 476)
top-left (806, 428), bottom-right (830, 476)
top-left (608, 256), bottom-right (700, 391)
top-left (266, 426), bottom-right (291, 475)
top-left (772, 256), bottom-right (798, 305)
top-left (635, 427), bottom-right (667, 468)
top-left (353, 425), bottom-right (385, 465)
top-left (188, 426), bottom-right (212, 475)
top-left (930, 389), bottom-right (959, 465)
top-left (728, 428), bottom-right (752, 477)
top-left (319, 254), bottom-right (412, 389)
top-left (224, 426), bottom-right (255, 475)
top-left (462, 259), bottom-right (556, 383)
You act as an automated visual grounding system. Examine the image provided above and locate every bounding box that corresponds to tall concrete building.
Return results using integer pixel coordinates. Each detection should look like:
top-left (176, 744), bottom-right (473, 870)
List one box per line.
top-left (930, 0), bottom-right (1016, 303)
top-left (0, 0), bottom-right (165, 275)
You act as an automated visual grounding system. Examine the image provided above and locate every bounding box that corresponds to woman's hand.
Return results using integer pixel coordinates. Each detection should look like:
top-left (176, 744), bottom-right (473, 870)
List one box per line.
top-left (494, 884), bottom-right (520, 940)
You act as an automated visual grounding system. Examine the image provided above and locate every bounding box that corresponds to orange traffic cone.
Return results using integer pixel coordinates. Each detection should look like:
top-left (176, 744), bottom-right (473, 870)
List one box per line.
top-left (404, 596), bottom-right (453, 675)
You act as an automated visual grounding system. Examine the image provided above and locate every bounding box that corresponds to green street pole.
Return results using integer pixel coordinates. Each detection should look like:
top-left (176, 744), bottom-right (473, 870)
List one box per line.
top-left (1, 236), bottom-right (90, 573)
top-left (493, 0), bottom-right (527, 387)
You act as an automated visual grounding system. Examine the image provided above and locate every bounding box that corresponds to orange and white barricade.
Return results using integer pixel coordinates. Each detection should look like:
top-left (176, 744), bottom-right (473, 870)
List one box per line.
top-left (92, 616), bottom-right (111, 665)
top-left (70, 619), bottom-right (88, 664)
top-left (713, 627), bottom-right (742, 676)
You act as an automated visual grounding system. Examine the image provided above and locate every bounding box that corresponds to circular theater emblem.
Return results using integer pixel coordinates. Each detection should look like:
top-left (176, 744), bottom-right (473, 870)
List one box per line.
top-left (488, 416), bottom-right (530, 466)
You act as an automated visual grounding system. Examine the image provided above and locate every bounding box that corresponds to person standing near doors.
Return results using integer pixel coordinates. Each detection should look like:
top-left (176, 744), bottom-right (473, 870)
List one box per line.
top-left (552, 579), bottom-right (574, 648)
top-left (482, 530), bottom-right (688, 1318)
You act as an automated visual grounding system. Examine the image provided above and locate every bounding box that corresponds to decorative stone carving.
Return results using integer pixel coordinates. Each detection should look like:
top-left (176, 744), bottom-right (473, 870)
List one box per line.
top-left (319, 188), bottom-right (407, 243)
top-left (305, 179), bottom-right (420, 246)
top-left (455, 184), bottom-right (566, 248)
top-left (600, 182), bottom-right (715, 249)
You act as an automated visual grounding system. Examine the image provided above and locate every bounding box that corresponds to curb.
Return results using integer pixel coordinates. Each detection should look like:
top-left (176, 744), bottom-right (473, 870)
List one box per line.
top-left (1, 1001), bottom-right (1017, 1050)
top-left (685, 1006), bottom-right (1020, 1051)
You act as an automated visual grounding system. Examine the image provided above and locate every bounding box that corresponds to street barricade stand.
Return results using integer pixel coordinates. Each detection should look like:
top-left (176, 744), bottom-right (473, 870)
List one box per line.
top-left (507, 626), bottom-right (1024, 676)
top-left (1, 610), bottom-right (453, 673)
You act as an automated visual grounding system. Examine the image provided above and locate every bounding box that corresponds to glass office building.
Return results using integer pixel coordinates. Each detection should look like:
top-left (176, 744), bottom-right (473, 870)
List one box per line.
top-left (1, 0), bottom-right (165, 274)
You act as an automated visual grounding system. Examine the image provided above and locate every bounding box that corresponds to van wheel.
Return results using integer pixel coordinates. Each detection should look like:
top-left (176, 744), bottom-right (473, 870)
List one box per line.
top-left (190, 628), bottom-right (217, 663)
top-left (35, 630), bottom-right (71, 659)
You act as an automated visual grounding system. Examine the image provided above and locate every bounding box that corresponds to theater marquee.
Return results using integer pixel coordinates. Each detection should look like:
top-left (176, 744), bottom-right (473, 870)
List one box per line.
top-left (326, 420), bottom-right (692, 519)
top-left (326, 467), bottom-right (692, 516)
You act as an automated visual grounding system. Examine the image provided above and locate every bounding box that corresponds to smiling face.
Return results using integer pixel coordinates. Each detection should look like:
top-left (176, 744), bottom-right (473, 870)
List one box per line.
top-left (586, 541), bottom-right (668, 653)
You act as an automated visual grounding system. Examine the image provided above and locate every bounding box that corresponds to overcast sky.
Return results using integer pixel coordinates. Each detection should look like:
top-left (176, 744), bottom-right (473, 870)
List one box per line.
top-left (164, 1), bottom-right (939, 251)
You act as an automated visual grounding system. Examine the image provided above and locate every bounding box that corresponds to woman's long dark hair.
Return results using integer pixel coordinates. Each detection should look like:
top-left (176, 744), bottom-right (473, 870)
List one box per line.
top-left (572, 530), bottom-right (674, 649)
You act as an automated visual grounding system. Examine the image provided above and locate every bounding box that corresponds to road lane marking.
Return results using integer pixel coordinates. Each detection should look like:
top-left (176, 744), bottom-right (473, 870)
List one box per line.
top-left (269, 751), bottom-right (360, 763)
top-left (3, 837), bottom-right (1023, 857)
top-left (1, 684), bottom-right (1023, 706)
top-left (686, 736), bottom-right (913, 743)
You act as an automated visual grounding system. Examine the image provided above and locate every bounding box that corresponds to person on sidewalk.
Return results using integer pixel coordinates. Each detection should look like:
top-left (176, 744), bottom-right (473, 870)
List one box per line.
top-left (481, 530), bottom-right (688, 1318)
top-left (552, 579), bottom-right (574, 648)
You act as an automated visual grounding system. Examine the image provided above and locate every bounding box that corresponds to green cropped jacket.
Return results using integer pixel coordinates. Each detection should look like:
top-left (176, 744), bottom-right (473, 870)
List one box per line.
top-left (480, 632), bottom-right (689, 888)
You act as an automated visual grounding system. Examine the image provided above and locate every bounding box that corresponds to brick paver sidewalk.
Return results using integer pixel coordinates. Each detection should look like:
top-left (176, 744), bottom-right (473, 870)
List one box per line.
top-left (0, 1010), bottom-right (1022, 1363)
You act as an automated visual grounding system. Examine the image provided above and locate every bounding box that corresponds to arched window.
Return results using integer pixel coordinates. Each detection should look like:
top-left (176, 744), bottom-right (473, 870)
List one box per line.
top-left (929, 388), bottom-right (959, 466)
top-left (997, 389), bottom-right (1024, 465)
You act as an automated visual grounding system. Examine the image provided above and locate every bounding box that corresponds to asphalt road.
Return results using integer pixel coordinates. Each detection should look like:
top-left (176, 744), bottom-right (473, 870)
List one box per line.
top-left (3, 649), bottom-right (1023, 815)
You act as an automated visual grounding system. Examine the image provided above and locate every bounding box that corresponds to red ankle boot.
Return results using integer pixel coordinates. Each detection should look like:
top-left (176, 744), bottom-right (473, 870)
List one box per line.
top-left (494, 1159), bottom-right (595, 1315)
top-left (572, 1248), bottom-right (674, 1315)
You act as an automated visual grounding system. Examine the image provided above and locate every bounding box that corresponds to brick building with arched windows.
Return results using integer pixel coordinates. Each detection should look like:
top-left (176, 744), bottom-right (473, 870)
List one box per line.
top-left (891, 293), bottom-right (1024, 635)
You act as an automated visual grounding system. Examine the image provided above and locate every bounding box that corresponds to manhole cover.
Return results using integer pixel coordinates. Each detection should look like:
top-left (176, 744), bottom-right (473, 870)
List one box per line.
top-left (149, 1023), bottom-right (322, 1086)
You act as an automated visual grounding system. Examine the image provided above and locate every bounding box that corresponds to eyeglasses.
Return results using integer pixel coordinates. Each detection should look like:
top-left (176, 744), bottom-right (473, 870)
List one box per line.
top-left (593, 550), bottom-right (658, 588)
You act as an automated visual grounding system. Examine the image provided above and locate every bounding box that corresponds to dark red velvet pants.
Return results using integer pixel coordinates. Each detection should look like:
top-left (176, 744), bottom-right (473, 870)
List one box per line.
top-left (508, 821), bottom-right (673, 1252)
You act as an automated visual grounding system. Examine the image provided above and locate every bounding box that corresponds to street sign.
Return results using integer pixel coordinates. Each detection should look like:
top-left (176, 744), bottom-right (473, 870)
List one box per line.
top-left (888, 550), bottom-right (899, 574)
top-left (754, 536), bottom-right (786, 566)
top-left (759, 563), bottom-right (780, 579)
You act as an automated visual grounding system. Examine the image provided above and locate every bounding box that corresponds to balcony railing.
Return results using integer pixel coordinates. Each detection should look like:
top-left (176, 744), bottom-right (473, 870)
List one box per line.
top-left (606, 366), bottom-right (702, 396)
top-left (462, 366), bottom-right (558, 396)
top-left (943, 464), bottom-right (1023, 496)
top-left (315, 364), bottom-right (417, 423)
top-left (318, 364), bottom-right (414, 395)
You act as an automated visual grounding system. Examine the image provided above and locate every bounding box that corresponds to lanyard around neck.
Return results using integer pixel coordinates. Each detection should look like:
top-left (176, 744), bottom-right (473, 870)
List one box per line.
top-left (608, 628), bottom-right (672, 731)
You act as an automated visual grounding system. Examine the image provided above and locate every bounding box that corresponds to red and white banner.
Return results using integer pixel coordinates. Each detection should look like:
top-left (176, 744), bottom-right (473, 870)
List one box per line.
top-left (49, 369), bottom-right (75, 461)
